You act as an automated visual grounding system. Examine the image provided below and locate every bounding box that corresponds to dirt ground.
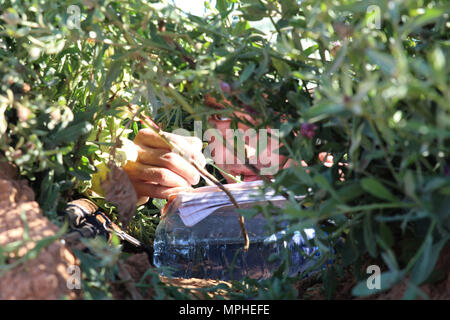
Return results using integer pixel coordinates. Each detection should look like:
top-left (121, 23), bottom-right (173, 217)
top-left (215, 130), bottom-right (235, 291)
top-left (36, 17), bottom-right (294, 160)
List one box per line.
top-left (114, 246), bottom-right (449, 300)
top-left (0, 162), bottom-right (79, 300)
top-left (371, 247), bottom-right (449, 300)
top-left (111, 252), bottom-right (232, 299)
top-left (295, 247), bottom-right (450, 300)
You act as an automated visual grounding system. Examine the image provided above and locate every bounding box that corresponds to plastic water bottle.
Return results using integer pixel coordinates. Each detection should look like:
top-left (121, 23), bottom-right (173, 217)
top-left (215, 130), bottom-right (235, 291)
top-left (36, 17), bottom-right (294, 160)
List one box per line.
top-left (153, 202), bottom-right (320, 281)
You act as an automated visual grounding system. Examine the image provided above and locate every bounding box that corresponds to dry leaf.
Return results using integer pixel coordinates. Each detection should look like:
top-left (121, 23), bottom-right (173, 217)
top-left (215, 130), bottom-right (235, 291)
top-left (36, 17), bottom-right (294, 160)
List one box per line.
top-left (101, 161), bottom-right (138, 225)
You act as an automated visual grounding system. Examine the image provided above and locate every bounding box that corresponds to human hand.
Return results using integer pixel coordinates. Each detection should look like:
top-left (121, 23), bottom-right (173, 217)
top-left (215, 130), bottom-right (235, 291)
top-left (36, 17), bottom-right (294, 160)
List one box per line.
top-left (318, 152), bottom-right (335, 168)
top-left (123, 129), bottom-right (206, 204)
top-left (318, 152), bottom-right (347, 181)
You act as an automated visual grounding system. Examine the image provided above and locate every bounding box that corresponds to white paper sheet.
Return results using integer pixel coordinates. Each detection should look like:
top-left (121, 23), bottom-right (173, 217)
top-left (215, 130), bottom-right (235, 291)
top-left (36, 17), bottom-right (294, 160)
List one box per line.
top-left (170, 181), bottom-right (301, 227)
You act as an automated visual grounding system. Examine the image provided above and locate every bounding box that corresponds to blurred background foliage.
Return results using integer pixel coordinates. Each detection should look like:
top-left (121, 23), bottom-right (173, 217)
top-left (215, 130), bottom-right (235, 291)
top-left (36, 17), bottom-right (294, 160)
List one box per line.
top-left (0, 0), bottom-right (449, 299)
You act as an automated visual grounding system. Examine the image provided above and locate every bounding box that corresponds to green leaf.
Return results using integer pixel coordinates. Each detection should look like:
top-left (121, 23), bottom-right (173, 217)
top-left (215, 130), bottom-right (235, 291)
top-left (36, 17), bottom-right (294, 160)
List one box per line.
top-left (152, 198), bottom-right (167, 210)
top-left (53, 121), bottom-right (93, 144)
top-left (410, 235), bottom-right (448, 285)
top-left (313, 174), bottom-right (341, 203)
top-left (378, 223), bottom-right (394, 248)
top-left (281, 0), bottom-right (299, 18)
top-left (337, 183), bottom-right (365, 202)
top-left (292, 165), bottom-right (313, 186)
top-left (38, 172), bottom-right (60, 215)
top-left (381, 251), bottom-right (400, 272)
top-left (366, 50), bottom-right (397, 76)
top-left (240, 4), bottom-right (267, 21)
top-left (361, 177), bottom-right (397, 202)
top-left (341, 237), bottom-right (358, 267)
top-left (70, 169), bottom-right (92, 181)
top-left (404, 170), bottom-right (416, 198)
top-left (319, 183), bottom-right (364, 217)
top-left (352, 270), bottom-right (404, 297)
top-left (232, 20), bottom-right (249, 36)
top-left (132, 121), bottom-right (139, 136)
top-left (424, 177), bottom-right (450, 193)
top-left (304, 103), bottom-right (345, 121)
top-left (403, 282), bottom-right (429, 300)
top-left (104, 61), bottom-right (122, 93)
top-left (401, 8), bottom-right (445, 37)
top-left (216, 0), bottom-right (228, 18)
top-left (363, 212), bottom-right (377, 258)
top-left (323, 266), bottom-right (338, 299)
top-left (303, 44), bottom-right (319, 57)
top-left (271, 57), bottom-right (291, 77)
top-left (239, 62), bottom-right (256, 83)
top-left (279, 121), bottom-right (294, 138)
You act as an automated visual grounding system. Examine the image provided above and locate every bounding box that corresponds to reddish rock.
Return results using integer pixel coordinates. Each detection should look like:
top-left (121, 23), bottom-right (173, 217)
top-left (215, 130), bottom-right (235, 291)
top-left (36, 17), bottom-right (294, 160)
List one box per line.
top-left (0, 162), bottom-right (78, 300)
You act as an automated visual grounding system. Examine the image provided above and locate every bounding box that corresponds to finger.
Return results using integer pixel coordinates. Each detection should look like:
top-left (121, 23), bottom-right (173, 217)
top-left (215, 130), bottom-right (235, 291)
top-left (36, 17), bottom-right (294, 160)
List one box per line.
top-left (182, 135), bottom-right (203, 150)
top-left (319, 152), bottom-right (334, 167)
top-left (137, 146), bottom-right (200, 185)
top-left (318, 152), bottom-right (334, 163)
top-left (137, 196), bottom-right (150, 206)
top-left (133, 182), bottom-right (192, 199)
top-left (318, 152), bottom-right (328, 162)
top-left (168, 134), bottom-right (206, 168)
top-left (135, 129), bottom-right (201, 151)
top-left (188, 147), bottom-right (207, 170)
top-left (135, 129), bottom-right (206, 169)
top-left (324, 155), bottom-right (334, 167)
top-left (124, 161), bottom-right (190, 188)
top-left (134, 129), bottom-right (171, 150)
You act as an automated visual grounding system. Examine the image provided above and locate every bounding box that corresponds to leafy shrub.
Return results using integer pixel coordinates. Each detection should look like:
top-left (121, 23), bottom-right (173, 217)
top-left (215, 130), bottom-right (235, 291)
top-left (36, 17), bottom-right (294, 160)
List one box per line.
top-left (0, 0), bottom-right (449, 299)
